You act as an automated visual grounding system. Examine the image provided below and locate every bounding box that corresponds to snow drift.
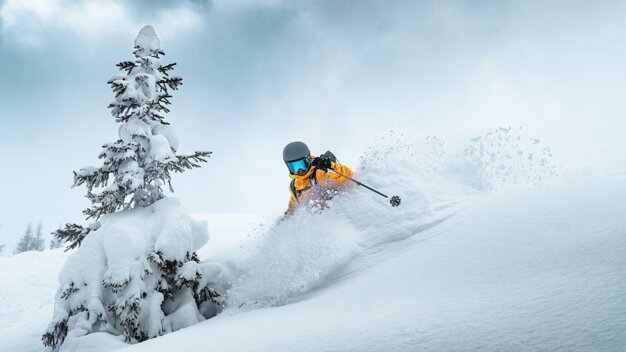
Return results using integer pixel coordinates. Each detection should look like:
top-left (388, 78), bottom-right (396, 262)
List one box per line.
top-left (45, 198), bottom-right (221, 351)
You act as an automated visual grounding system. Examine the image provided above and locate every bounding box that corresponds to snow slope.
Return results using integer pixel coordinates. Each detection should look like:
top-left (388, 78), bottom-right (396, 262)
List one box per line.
top-left (0, 250), bottom-right (70, 352)
top-left (2, 130), bottom-right (624, 351)
top-left (120, 131), bottom-right (624, 351)
top-left (119, 178), bottom-right (626, 352)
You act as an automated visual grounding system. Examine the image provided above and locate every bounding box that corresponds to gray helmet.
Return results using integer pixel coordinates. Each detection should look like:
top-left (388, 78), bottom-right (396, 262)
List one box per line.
top-left (283, 141), bottom-right (310, 162)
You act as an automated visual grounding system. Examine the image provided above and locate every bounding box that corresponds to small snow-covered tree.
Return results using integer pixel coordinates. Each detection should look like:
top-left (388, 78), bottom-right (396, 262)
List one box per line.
top-left (33, 222), bottom-right (45, 251)
top-left (43, 25), bottom-right (221, 351)
top-left (14, 222), bottom-right (45, 254)
top-left (14, 223), bottom-right (33, 254)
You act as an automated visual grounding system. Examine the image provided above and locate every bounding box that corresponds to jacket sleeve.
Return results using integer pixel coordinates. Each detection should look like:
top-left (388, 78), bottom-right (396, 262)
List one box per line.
top-left (327, 162), bottom-right (354, 183)
top-left (285, 188), bottom-right (298, 215)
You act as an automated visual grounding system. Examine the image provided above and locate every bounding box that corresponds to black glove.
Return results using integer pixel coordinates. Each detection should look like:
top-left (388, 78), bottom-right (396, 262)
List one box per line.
top-left (311, 151), bottom-right (336, 171)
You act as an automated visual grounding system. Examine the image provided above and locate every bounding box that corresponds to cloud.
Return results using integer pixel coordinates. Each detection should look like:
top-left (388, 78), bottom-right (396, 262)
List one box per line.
top-left (0, 0), bottom-right (205, 46)
top-left (154, 5), bottom-right (203, 40)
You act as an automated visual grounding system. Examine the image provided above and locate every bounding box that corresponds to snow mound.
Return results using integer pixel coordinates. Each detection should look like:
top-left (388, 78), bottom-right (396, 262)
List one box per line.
top-left (47, 198), bottom-right (211, 350)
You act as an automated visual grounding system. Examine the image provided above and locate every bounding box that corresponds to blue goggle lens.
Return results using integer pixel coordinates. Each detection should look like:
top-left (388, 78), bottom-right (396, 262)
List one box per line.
top-left (287, 158), bottom-right (310, 174)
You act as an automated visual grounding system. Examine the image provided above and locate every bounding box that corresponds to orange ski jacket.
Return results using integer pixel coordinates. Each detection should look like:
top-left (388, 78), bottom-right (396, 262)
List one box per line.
top-left (286, 156), bottom-right (353, 215)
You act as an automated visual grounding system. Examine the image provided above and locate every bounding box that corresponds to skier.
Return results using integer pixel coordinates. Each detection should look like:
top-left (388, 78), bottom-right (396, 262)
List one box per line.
top-left (283, 141), bottom-right (354, 215)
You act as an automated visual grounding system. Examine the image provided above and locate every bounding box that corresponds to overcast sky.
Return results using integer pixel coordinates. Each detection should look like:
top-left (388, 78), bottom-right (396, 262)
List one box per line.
top-left (1, 0), bottom-right (626, 249)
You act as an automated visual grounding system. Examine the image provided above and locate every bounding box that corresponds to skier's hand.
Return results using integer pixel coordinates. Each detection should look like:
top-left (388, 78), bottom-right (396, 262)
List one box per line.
top-left (312, 152), bottom-right (335, 171)
top-left (320, 151), bottom-right (337, 163)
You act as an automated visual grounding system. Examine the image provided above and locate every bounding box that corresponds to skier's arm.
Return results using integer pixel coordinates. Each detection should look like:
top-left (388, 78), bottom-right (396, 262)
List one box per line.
top-left (285, 190), bottom-right (298, 216)
top-left (326, 162), bottom-right (353, 183)
top-left (311, 151), bottom-right (354, 183)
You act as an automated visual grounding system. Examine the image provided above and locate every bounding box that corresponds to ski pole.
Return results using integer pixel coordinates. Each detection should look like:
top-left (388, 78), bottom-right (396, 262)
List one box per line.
top-left (328, 169), bottom-right (401, 207)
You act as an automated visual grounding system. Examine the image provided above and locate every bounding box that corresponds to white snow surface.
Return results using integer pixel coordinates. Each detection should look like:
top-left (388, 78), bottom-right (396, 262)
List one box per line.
top-left (0, 250), bottom-right (70, 352)
top-left (1, 130), bottom-right (625, 352)
top-left (126, 178), bottom-right (626, 352)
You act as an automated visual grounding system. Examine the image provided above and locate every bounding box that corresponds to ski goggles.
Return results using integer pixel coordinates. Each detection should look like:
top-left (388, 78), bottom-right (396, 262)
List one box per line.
top-left (286, 157), bottom-right (311, 174)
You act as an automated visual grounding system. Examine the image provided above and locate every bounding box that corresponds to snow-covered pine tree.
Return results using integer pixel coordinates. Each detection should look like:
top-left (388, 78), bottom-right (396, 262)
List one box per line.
top-left (13, 222), bottom-right (43, 253)
top-left (14, 223), bottom-right (33, 254)
top-left (43, 25), bottom-right (222, 351)
top-left (33, 222), bottom-right (45, 251)
top-left (51, 25), bottom-right (210, 251)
